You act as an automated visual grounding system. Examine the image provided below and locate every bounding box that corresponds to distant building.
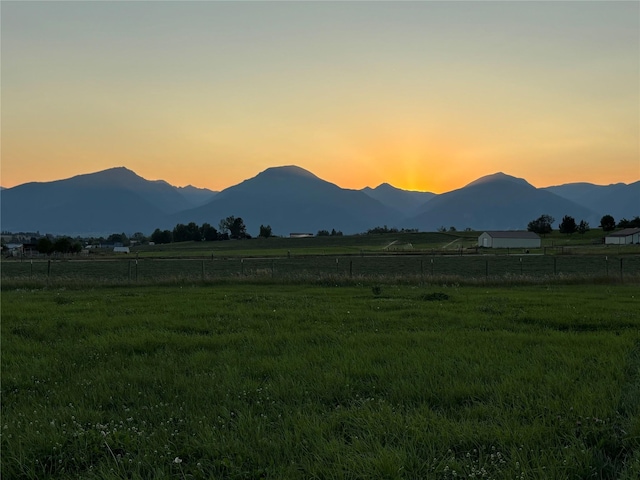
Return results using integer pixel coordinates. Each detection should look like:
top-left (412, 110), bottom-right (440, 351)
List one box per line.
top-left (478, 231), bottom-right (541, 249)
top-left (113, 246), bottom-right (130, 254)
top-left (5, 243), bottom-right (23, 256)
top-left (605, 228), bottom-right (640, 245)
top-left (289, 233), bottom-right (314, 238)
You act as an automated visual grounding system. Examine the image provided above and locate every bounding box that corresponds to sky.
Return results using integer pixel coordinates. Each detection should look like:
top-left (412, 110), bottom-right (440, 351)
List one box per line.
top-left (2, 1), bottom-right (638, 193)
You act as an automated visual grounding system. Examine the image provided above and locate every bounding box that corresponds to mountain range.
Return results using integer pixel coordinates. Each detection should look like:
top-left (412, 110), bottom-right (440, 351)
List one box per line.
top-left (1, 166), bottom-right (638, 236)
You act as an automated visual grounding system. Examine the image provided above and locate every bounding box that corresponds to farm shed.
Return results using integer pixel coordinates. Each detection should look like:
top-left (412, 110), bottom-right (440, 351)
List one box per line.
top-left (478, 231), bottom-right (541, 249)
top-left (4, 243), bottom-right (23, 256)
top-left (289, 233), bottom-right (314, 238)
top-left (605, 228), bottom-right (640, 245)
top-left (113, 246), bottom-right (130, 253)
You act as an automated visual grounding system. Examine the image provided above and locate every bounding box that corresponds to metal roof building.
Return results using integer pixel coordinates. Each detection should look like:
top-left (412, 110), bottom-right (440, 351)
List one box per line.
top-left (605, 228), bottom-right (640, 245)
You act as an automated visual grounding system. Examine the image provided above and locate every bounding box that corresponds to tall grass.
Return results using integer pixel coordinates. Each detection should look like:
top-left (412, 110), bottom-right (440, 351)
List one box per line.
top-left (2, 284), bottom-right (639, 478)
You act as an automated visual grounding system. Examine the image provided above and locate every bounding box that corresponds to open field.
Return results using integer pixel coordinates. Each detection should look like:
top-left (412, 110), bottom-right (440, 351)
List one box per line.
top-left (3, 253), bottom-right (640, 286)
top-left (2, 282), bottom-right (639, 479)
top-left (127, 230), bottom-right (640, 258)
top-left (5, 230), bottom-right (639, 287)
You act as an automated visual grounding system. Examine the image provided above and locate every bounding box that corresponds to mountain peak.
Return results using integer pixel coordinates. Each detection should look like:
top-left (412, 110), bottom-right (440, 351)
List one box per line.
top-left (259, 165), bottom-right (320, 180)
top-left (465, 172), bottom-right (532, 188)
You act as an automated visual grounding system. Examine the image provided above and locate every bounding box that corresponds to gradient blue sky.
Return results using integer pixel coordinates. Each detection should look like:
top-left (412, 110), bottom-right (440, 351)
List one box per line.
top-left (2, 1), bottom-right (638, 193)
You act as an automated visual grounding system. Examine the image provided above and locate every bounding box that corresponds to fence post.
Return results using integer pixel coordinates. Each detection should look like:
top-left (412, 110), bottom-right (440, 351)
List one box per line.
top-left (485, 259), bottom-right (488, 279)
top-left (241, 258), bottom-right (244, 275)
top-left (605, 256), bottom-right (608, 276)
top-left (31, 259), bottom-right (33, 278)
top-left (202, 260), bottom-right (205, 280)
top-left (431, 257), bottom-right (434, 276)
top-left (47, 259), bottom-right (51, 277)
top-left (336, 258), bottom-right (339, 274)
top-left (349, 260), bottom-right (353, 278)
top-left (272, 259), bottom-right (275, 278)
top-left (520, 257), bottom-right (522, 275)
top-left (553, 257), bottom-right (557, 275)
top-left (128, 260), bottom-right (132, 281)
top-left (620, 258), bottom-right (623, 282)
top-left (135, 259), bottom-right (138, 281)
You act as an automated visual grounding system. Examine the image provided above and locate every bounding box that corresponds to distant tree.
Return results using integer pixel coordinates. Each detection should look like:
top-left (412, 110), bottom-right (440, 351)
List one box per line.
top-left (151, 228), bottom-right (172, 244)
top-left (330, 228), bottom-right (343, 236)
top-left (259, 225), bottom-right (272, 238)
top-left (527, 214), bottom-right (554, 235)
top-left (229, 217), bottom-right (248, 239)
top-left (219, 216), bottom-right (238, 236)
top-left (600, 215), bottom-right (616, 231)
top-left (131, 232), bottom-right (147, 244)
top-left (437, 226), bottom-right (447, 233)
top-left (317, 229), bottom-right (330, 236)
top-left (449, 226), bottom-right (457, 232)
top-left (171, 222), bottom-right (201, 242)
top-left (37, 237), bottom-right (53, 254)
top-left (617, 218), bottom-right (630, 229)
top-left (616, 217), bottom-right (640, 228)
top-left (577, 220), bottom-right (590, 235)
top-left (53, 236), bottom-right (73, 253)
top-left (173, 224), bottom-right (189, 242)
top-left (200, 223), bottom-right (218, 241)
top-left (558, 215), bottom-right (577, 235)
top-left (367, 226), bottom-right (398, 234)
top-left (107, 233), bottom-right (129, 246)
top-left (186, 222), bottom-right (202, 241)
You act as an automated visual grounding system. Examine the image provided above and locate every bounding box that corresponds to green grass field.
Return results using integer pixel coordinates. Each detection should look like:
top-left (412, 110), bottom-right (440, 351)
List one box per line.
top-left (2, 282), bottom-right (639, 479)
top-left (3, 253), bottom-right (640, 287)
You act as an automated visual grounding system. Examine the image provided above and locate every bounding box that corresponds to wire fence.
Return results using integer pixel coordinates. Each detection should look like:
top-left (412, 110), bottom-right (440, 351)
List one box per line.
top-left (2, 254), bottom-right (640, 283)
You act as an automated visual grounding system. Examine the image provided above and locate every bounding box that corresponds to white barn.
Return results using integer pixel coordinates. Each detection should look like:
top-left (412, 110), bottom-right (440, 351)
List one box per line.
top-left (478, 231), bottom-right (541, 249)
top-left (605, 228), bottom-right (640, 245)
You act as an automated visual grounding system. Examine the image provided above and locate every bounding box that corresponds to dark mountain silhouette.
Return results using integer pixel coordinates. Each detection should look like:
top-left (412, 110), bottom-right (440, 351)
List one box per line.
top-left (543, 181), bottom-right (640, 221)
top-left (407, 172), bottom-right (597, 231)
top-left (1, 166), bottom-right (637, 236)
top-left (175, 185), bottom-right (218, 207)
top-left (170, 165), bottom-right (402, 236)
top-left (0, 167), bottom-right (196, 236)
top-left (361, 183), bottom-right (435, 216)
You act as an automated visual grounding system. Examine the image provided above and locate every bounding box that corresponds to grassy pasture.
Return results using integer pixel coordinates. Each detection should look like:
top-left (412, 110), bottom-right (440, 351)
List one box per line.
top-left (6, 229), bottom-right (639, 286)
top-left (2, 254), bottom-right (640, 286)
top-left (125, 230), bottom-right (628, 258)
top-left (2, 283), bottom-right (639, 479)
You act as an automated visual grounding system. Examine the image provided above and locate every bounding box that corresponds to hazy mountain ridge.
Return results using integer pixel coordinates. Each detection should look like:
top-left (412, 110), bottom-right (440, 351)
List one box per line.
top-left (407, 174), bottom-right (597, 232)
top-left (175, 185), bottom-right (219, 207)
top-left (361, 183), bottom-right (436, 217)
top-left (543, 181), bottom-right (640, 220)
top-left (0, 166), bottom-right (637, 236)
top-left (171, 166), bottom-right (401, 236)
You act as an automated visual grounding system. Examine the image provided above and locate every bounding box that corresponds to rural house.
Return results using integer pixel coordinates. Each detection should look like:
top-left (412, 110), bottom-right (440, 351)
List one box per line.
top-left (478, 231), bottom-right (541, 249)
top-left (604, 228), bottom-right (640, 245)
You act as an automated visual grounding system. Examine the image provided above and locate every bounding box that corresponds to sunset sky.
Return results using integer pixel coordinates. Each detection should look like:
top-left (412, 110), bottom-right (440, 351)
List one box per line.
top-left (2, 1), bottom-right (638, 193)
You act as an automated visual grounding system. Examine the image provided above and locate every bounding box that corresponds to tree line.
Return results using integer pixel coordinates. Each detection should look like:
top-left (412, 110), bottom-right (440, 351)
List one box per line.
top-left (527, 214), bottom-right (640, 235)
top-left (150, 216), bottom-right (275, 244)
